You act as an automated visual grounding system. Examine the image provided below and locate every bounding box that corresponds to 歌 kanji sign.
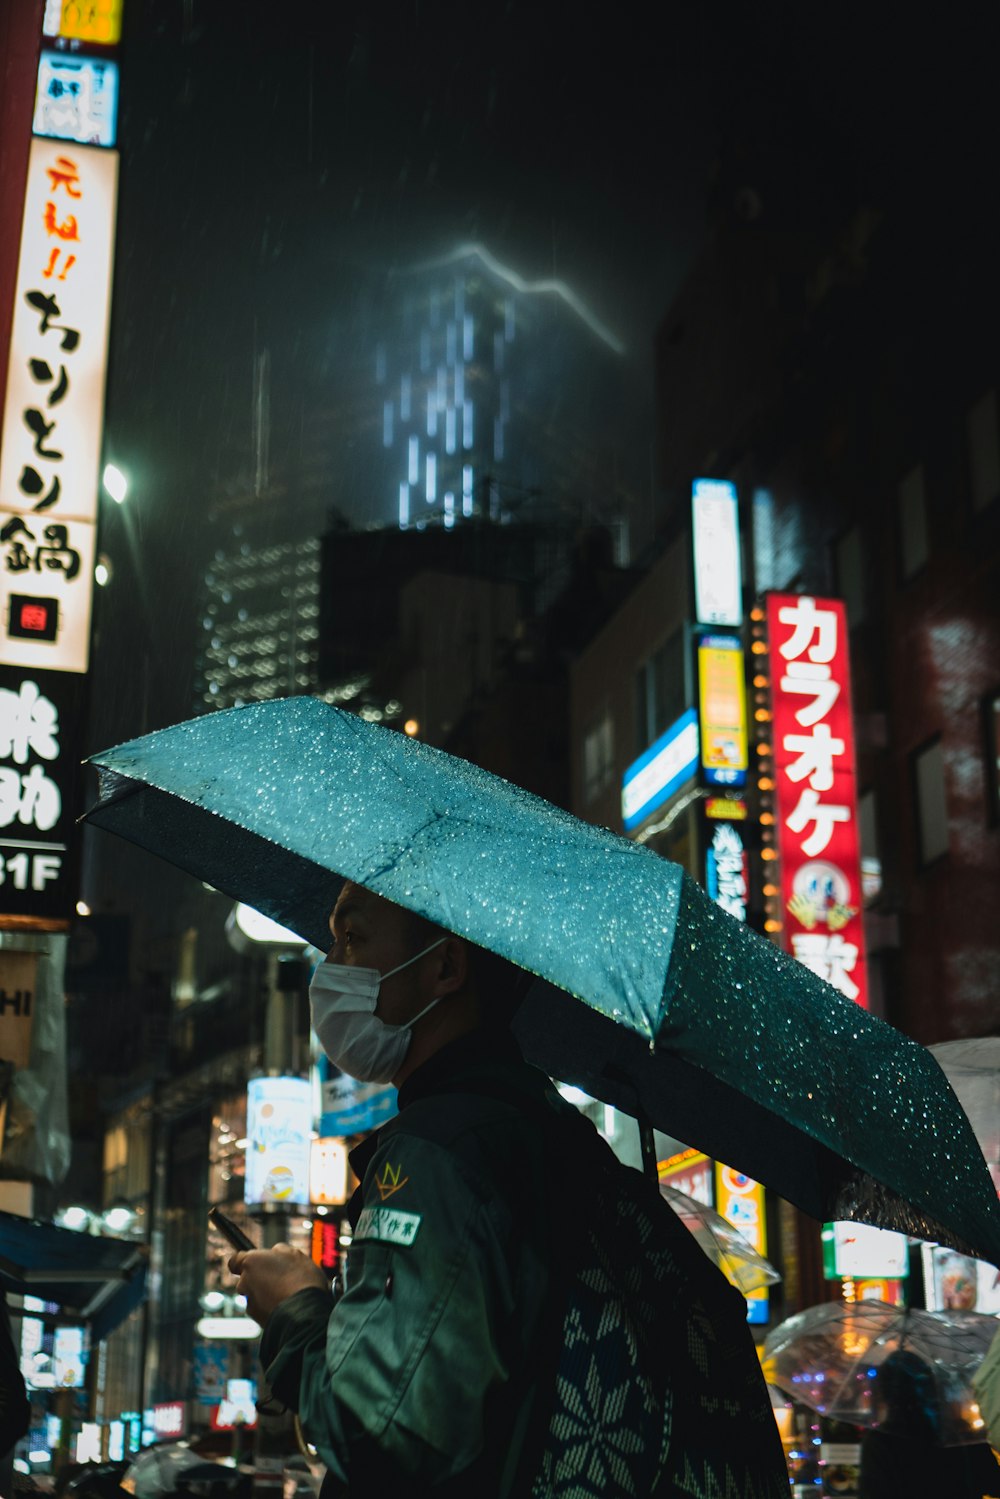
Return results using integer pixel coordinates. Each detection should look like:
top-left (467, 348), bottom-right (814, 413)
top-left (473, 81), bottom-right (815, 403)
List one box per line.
top-left (766, 593), bottom-right (868, 1009)
top-left (0, 138), bottom-right (117, 675)
top-left (0, 667), bottom-right (85, 919)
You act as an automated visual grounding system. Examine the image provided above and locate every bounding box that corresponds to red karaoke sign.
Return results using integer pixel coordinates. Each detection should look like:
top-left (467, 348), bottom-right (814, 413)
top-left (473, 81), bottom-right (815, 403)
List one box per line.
top-left (766, 594), bottom-right (868, 1010)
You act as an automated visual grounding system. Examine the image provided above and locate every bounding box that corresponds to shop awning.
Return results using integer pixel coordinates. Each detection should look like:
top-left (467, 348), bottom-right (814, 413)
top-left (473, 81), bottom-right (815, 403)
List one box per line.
top-left (0, 1210), bottom-right (147, 1342)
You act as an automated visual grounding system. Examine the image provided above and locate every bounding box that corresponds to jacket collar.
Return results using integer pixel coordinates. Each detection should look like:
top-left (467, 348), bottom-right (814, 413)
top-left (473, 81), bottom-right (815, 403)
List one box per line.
top-left (346, 1027), bottom-right (523, 1189)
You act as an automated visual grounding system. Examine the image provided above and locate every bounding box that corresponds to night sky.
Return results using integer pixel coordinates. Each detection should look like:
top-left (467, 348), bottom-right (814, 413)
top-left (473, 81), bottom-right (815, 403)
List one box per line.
top-left (90, 2), bottom-right (986, 745)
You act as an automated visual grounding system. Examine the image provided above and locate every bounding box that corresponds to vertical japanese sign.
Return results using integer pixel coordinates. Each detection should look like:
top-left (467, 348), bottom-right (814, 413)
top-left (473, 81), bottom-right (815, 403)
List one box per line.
top-left (0, 669), bottom-right (86, 916)
top-left (766, 594), bottom-right (868, 1009)
top-left (696, 634), bottom-right (748, 787)
top-left (703, 810), bottom-right (749, 924)
top-left (0, 138), bottom-right (117, 675)
top-left (692, 478), bottom-right (743, 627)
top-left (0, 135), bottom-right (117, 922)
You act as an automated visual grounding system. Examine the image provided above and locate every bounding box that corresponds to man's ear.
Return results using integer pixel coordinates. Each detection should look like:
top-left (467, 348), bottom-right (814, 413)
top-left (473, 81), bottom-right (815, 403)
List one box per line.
top-left (433, 936), bottom-right (468, 996)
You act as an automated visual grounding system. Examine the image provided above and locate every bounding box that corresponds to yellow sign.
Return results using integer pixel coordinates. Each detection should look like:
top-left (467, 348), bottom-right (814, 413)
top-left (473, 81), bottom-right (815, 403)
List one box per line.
top-left (58, 0), bottom-right (123, 45)
top-left (697, 638), bottom-right (748, 784)
top-left (704, 797), bottom-right (748, 820)
top-left (715, 1162), bottom-right (768, 1318)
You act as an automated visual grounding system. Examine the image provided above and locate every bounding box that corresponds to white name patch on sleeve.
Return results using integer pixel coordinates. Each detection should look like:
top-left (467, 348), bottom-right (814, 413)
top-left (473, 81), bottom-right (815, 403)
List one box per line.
top-left (354, 1206), bottom-right (423, 1247)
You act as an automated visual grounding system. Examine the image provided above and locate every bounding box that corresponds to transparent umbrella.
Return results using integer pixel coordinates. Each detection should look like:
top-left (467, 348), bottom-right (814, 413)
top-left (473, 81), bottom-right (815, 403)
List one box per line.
top-left (121, 1444), bottom-right (235, 1499)
top-left (660, 1183), bottom-right (780, 1295)
top-left (763, 1300), bottom-right (998, 1446)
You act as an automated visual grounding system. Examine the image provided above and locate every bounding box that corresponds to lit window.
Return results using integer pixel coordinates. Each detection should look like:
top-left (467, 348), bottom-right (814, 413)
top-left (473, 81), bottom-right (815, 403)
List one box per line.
top-left (408, 435), bottom-right (420, 485)
top-left (913, 737), bottom-right (948, 864)
top-left (425, 452), bottom-right (437, 504)
top-left (399, 483), bottom-right (410, 530)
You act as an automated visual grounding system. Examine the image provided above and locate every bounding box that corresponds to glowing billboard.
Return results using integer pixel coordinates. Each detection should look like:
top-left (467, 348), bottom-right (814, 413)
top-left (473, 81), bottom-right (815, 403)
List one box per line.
top-left (714, 1162), bottom-right (768, 1324)
top-left (34, 53), bottom-right (120, 148)
top-left (621, 708), bottom-right (699, 833)
top-left (766, 594), bottom-right (868, 1009)
top-left (696, 634), bottom-right (748, 788)
top-left (245, 1075), bottom-right (311, 1208)
top-left (0, 139), bottom-right (118, 675)
top-left (692, 479), bottom-right (742, 627)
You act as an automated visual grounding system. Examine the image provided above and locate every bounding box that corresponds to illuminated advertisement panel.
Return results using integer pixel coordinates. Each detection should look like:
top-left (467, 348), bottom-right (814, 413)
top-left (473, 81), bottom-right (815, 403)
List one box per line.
top-left (43, 1), bottom-right (124, 44)
top-left (766, 594), bottom-right (869, 1010)
top-left (0, 139), bottom-right (117, 674)
top-left (657, 1147), bottom-right (713, 1206)
top-left (920, 1244), bottom-right (1000, 1315)
top-left (316, 1053), bottom-right (397, 1135)
top-left (0, 666), bottom-right (87, 918)
top-left (34, 53), bottom-right (120, 148)
top-left (696, 634), bottom-right (747, 787)
top-left (692, 478), bottom-right (742, 627)
top-left (310, 1136), bottom-right (348, 1205)
top-left (821, 1221), bottom-right (908, 1280)
top-left (714, 1162), bottom-right (768, 1324)
top-left (621, 707), bottom-right (699, 833)
top-left (245, 1075), bottom-right (311, 1208)
top-left (704, 816), bottom-right (748, 924)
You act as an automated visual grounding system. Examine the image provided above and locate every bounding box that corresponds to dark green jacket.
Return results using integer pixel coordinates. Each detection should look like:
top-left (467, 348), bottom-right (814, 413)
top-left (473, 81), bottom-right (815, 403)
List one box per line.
top-left (261, 1031), bottom-right (786, 1496)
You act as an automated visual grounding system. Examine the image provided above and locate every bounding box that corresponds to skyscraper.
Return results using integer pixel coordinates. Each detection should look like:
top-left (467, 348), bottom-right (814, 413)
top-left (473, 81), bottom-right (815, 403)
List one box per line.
top-left (372, 244), bottom-right (632, 546)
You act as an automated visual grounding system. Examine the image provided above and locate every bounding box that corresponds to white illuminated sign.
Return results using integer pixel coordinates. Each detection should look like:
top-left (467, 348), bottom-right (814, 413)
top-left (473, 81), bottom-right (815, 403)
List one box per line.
top-left (245, 1075), bottom-right (311, 1208)
top-left (692, 478), bottom-right (743, 627)
top-left (196, 1316), bottom-right (262, 1341)
top-left (621, 709), bottom-right (699, 832)
top-left (826, 1221), bottom-right (908, 1279)
top-left (310, 1137), bottom-right (348, 1205)
top-left (34, 53), bottom-right (120, 148)
top-left (152, 1402), bottom-right (185, 1438)
top-left (232, 902), bottom-right (306, 949)
top-left (0, 139), bottom-right (117, 674)
top-left (52, 1326), bottom-right (85, 1388)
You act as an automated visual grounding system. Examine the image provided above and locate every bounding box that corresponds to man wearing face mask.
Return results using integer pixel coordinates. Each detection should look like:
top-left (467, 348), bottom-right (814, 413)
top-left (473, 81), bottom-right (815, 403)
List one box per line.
top-left (229, 879), bottom-right (542, 1495)
top-left (230, 880), bottom-right (788, 1498)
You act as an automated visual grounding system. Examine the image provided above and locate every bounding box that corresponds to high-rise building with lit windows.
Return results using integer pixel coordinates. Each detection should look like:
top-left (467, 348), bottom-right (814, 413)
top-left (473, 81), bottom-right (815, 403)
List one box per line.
top-left (373, 244), bottom-right (632, 543)
top-left (192, 535), bottom-right (321, 712)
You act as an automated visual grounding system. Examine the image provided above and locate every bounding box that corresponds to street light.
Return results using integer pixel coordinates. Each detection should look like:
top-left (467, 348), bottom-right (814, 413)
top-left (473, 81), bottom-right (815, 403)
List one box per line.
top-left (102, 463), bottom-right (128, 504)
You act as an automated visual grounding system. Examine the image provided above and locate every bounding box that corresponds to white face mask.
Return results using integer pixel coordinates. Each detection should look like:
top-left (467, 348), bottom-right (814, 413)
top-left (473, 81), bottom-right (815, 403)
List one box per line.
top-left (309, 936), bottom-right (447, 1084)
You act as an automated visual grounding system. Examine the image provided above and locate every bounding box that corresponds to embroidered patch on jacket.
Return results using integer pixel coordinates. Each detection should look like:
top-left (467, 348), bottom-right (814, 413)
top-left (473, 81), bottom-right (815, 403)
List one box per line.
top-left (355, 1206), bottom-right (422, 1247)
top-left (375, 1161), bottom-right (409, 1202)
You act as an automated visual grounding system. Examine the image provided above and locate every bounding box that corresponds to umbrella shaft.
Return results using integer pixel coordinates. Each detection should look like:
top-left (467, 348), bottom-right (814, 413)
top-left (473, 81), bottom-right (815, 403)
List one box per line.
top-left (639, 1119), bottom-right (658, 1183)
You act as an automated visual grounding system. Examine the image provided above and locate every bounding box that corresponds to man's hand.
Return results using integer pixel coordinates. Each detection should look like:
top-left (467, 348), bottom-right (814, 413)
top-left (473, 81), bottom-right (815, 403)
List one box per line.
top-left (228, 1243), bottom-right (330, 1327)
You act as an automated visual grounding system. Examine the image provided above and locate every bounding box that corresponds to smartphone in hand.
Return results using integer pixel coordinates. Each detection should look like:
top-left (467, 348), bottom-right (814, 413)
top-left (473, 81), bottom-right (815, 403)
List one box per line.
top-left (209, 1206), bottom-right (256, 1253)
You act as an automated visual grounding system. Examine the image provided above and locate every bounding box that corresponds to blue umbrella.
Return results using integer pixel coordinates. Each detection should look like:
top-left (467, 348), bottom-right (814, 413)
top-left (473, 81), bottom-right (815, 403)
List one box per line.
top-left (85, 697), bottom-right (1000, 1264)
